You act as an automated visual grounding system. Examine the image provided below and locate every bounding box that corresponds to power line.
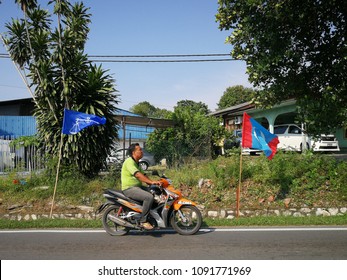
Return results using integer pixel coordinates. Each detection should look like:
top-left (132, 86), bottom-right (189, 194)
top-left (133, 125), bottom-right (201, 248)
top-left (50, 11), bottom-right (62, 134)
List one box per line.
top-left (91, 58), bottom-right (236, 63)
top-left (0, 53), bottom-right (237, 63)
top-left (89, 53), bottom-right (230, 58)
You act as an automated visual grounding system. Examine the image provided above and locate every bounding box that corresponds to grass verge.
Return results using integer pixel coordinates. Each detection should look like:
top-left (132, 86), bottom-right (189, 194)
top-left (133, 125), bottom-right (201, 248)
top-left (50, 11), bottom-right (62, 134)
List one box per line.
top-left (0, 215), bottom-right (346, 229)
top-left (204, 215), bottom-right (347, 227)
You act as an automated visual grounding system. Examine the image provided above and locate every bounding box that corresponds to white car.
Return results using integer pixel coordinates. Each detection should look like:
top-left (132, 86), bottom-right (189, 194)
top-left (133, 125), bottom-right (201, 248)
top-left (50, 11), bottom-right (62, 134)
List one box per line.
top-left (274, 124), bottom-right (340, 152)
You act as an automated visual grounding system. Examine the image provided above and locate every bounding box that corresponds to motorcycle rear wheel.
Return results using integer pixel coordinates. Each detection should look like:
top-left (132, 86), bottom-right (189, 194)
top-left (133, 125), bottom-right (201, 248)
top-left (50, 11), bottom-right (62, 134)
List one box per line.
top-left (102, 205), bottom-right (130, 236)
top-left (170, 205), bottom-right (202, 235)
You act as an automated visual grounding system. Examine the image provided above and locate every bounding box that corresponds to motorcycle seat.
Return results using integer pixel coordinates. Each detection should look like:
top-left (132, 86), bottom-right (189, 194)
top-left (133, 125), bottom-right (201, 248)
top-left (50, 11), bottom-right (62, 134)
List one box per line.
top-left (106, 189), bottom-right (127, 199)
top-left (105, 189), bottom-right (142, 204)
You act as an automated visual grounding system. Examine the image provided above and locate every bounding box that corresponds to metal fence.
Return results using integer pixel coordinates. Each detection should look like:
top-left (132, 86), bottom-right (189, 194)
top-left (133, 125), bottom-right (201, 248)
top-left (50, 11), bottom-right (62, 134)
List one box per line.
top-left (0, 135), bottom-right (44, 174)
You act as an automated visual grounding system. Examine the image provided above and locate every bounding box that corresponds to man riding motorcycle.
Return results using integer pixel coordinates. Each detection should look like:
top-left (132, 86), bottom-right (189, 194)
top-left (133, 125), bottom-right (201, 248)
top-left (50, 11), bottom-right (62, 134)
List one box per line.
top-left (121, 143), bottom-right (161, 230)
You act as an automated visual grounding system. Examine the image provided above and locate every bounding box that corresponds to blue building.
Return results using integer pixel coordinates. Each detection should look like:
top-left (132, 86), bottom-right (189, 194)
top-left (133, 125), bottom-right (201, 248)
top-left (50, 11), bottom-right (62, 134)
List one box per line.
top-left (0, 98), bottom-right (173, 145)
top-left (0, 98), bottom-right (173, 172)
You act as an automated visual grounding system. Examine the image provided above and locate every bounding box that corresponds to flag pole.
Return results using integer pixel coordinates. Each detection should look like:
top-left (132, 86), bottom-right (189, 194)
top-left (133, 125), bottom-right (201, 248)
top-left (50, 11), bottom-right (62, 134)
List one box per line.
top-left (49, 133), bottom-right (64, 218)
top-left (236, 149), bottom-right (243, 218)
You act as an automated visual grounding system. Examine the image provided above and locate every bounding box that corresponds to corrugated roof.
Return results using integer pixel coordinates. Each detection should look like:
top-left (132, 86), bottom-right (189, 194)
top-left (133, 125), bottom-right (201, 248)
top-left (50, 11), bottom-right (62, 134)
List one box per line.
top-left (208, 101), bottom-right (255, 117)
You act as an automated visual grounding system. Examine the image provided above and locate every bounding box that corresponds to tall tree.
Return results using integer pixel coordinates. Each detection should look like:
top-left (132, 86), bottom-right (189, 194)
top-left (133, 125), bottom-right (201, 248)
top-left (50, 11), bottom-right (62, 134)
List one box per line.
top-left (175, 100), bottom-right (210, 115)
top-left (130, 101), bottom-right (172, 119)
top-left (4, 0), bottom-right (119, 177)
top-left (216, 0), bottom-right (347, 135)
top-left (217, 85), bottom-right (255, 109)
top-left (146, 100), bottom-right (227, 166)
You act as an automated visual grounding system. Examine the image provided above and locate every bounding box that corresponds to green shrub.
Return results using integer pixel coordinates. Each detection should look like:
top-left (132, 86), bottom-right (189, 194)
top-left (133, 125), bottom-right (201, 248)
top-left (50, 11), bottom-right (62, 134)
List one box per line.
top-left (330, 161), bottom-right (347, 200)
top-left (1, 152), bottom-right (346, 210)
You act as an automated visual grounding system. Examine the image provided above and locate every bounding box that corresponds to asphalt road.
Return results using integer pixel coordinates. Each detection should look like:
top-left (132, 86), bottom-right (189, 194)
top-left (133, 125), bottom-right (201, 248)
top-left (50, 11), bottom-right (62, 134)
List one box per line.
top-left (1, 227), bottom-right (347, 260)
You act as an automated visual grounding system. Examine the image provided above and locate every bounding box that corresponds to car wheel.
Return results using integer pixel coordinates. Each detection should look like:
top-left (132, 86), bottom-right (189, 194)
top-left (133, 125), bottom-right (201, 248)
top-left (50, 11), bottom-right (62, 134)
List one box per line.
top-left (300, 142), bottom-right (310, 152)
top-left (139, 161), bottom-right (149, 170)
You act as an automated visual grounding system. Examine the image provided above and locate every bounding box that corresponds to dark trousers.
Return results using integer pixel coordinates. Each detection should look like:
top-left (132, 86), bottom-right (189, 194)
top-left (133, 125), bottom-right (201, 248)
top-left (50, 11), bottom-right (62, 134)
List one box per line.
top-left (123, 186), bottom-right (154, 223)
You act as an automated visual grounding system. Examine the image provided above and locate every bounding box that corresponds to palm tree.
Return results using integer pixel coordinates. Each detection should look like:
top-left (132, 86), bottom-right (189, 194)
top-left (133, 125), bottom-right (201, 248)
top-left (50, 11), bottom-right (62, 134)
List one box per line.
top-left (15, 0), bottom-right (38, 59)
top-left (4, 1), bottom-right (119, 177)
top-left (11, 0), bottom-right (59, 119)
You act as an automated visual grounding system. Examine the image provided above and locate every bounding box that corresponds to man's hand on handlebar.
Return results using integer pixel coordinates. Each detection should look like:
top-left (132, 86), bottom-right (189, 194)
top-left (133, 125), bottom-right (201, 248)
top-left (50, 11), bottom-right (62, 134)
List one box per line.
top-left (151, 180), bottom-right (162, 186)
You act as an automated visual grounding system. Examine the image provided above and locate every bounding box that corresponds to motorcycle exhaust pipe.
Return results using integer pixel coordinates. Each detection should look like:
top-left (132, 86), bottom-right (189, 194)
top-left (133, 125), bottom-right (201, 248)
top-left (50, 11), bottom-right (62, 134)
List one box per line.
top-left (108, 214), bottom-right (137, 229)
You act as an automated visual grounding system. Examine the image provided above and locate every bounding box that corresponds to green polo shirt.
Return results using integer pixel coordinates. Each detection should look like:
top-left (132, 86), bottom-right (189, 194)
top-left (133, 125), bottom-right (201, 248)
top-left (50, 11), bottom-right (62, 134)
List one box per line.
top-left (121, 157), bottom-right (144, 190)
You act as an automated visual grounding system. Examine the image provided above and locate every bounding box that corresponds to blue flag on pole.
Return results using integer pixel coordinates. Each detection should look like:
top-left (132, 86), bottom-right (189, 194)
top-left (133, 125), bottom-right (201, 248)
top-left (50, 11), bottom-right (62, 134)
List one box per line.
top-left (62, 109), bottom-right (106, 135)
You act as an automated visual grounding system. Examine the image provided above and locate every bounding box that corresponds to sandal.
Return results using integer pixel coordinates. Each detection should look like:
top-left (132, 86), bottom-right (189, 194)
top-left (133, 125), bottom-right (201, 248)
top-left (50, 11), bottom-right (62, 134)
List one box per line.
top-left (141, 222), bottom-right (154, 230)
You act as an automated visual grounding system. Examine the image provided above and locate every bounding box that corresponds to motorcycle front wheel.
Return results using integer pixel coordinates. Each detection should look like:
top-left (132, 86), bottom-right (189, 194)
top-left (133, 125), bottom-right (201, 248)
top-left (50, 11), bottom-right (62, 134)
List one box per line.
top-left (102, 205), bottom-right (130, 236)
top-left (170, 205), bottom-right (202, 235)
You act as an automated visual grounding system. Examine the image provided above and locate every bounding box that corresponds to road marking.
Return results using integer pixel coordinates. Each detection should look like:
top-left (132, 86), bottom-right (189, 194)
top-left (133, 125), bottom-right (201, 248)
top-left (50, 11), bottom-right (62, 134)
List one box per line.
top-left (203, 227), bottom-right (347, 232)
top-left (0, 229), bottom-right (106, 233)
top-left (0, 227), bottom-right (346, 234)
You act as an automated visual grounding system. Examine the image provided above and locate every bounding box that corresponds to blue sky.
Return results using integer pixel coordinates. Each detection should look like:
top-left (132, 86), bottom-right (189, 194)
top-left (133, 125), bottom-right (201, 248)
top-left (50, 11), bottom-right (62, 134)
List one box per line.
top-left (0, 0), bottom-right (251, 112)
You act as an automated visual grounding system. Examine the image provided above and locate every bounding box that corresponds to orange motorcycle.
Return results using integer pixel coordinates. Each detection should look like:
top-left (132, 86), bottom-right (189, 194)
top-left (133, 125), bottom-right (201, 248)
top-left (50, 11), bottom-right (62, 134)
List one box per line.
top-left (97, 171), bottom-right (202, 235)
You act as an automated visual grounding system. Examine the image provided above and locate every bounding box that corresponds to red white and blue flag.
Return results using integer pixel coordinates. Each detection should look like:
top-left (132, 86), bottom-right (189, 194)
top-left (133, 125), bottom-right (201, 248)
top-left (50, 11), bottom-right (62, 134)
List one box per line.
top-left (241, 112), bottom-right (279, 160)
